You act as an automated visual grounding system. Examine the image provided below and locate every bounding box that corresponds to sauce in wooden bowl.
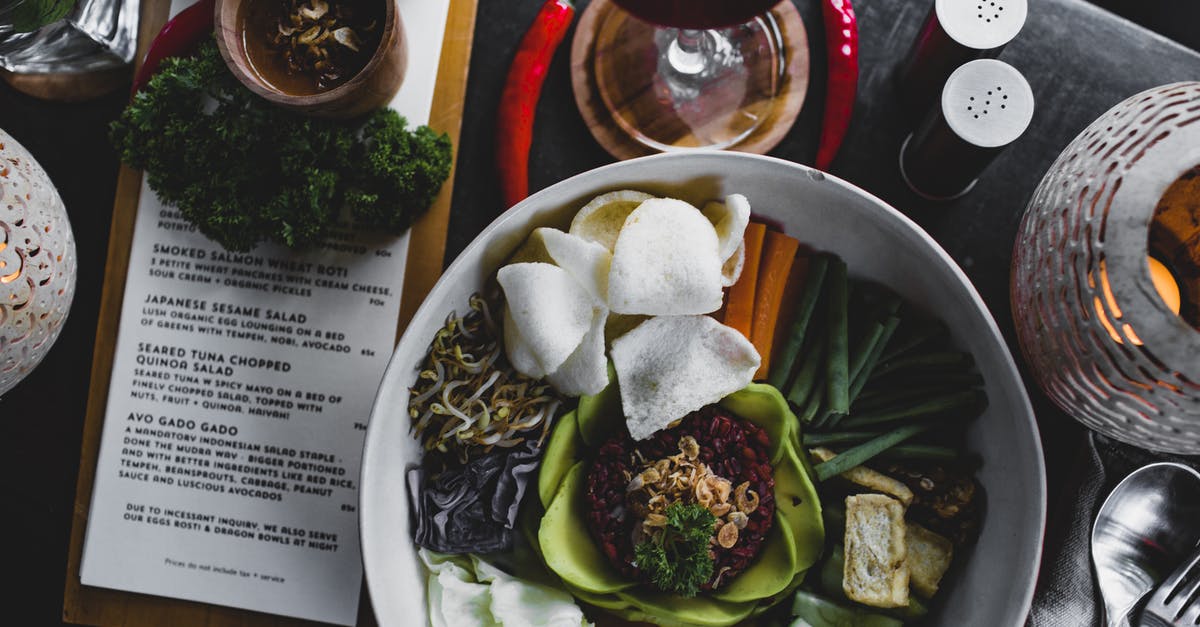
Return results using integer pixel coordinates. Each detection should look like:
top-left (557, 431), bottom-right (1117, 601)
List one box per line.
top-left (240, 0), bottom-right (384, 95)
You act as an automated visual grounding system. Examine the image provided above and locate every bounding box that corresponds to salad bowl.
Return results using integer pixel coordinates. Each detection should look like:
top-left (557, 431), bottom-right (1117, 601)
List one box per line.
top-left (360, 151), bottom-right (1046, 626)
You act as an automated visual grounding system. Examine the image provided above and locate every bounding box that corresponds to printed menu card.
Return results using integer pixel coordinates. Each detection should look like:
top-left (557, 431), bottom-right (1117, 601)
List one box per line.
top-left (78, 0), bottom-right (452, 623)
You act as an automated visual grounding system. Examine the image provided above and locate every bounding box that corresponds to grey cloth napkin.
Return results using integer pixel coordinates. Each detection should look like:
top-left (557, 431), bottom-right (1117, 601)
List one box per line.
top-left (1028, 433), bottom-right (1200, 626)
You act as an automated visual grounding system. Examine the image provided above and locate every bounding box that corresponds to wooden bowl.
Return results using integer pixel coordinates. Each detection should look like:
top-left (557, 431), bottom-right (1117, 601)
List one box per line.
top-left (214, 0), bottom-right (407, 118)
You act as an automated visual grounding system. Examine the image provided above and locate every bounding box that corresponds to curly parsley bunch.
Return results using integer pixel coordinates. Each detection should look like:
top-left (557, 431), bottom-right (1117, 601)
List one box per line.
top-left (111, 40), bottom-right (452, 252)
top-left (634, 502), bottom-right (718, 598)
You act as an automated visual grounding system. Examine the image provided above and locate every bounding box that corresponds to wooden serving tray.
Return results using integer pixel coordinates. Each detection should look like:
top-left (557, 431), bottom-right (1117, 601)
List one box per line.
top-left (60, 0), bottom-right (478, 623)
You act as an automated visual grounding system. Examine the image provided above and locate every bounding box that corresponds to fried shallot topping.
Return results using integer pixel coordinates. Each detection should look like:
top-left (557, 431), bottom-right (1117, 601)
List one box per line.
top-left (624, 435), bottom-right (759, 550)
top-left (268, 0), bottom-right (379, 89)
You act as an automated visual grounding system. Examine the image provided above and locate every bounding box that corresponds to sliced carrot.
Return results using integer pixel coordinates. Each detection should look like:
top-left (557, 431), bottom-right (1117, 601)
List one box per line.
top-left (751, 230), bottom-right (801, 379)
top-left (723, 222), bottom-right (768, 338)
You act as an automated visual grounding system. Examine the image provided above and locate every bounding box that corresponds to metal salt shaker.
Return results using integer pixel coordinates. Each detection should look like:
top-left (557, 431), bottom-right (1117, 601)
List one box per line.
top-left (899, 58), bottom-right (1034, 200)
top-left (895, 0), bottom-right (1028, 120)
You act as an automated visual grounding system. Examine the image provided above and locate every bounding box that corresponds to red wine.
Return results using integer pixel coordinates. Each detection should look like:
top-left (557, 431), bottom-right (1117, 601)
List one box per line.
top-left (611, 0), bottom-right (782, 30)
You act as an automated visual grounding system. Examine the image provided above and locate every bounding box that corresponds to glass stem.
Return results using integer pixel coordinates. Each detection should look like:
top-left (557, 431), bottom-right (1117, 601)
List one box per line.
top-left (667, 29), bottom-right (709, 76)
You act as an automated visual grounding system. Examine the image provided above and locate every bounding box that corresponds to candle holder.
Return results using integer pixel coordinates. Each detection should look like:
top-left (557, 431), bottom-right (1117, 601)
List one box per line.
top-left (1012, 82), bottom-right (1200, 454)
top-left (0, 129), bottom-right (77, 397)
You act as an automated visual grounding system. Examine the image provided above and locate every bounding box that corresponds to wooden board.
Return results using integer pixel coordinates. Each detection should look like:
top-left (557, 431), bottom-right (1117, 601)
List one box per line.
top-left (61, 0), bottom-right (477, 623)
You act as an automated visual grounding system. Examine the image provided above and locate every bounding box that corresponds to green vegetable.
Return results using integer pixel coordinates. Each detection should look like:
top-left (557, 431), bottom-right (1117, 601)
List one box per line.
top-left (821, 501), bottom-right (846, 539)
top-left (10, 0), bottom-right (73, 32)
top-left (869, 351), bottom-right (973, 381)
top-left (110, 41), bottom-right (452, 251)
top-left (788, 590), bottom-right (902, 627)
top-left (801, 366), bottom-right (827, 425)
top-left (850, 315), bottom-right (901, 398)
top-left (838, 390), bottom-right (984, 430)
top-left (711, 514), bottom-right (798, 602)
top-left (769, 255), bottom-right (829, 389)
top-left (539, 462), bottom-right (635, 594)
top-left (852, 379), bottom-right (980, 413)
top-left (788, 336), bottom-right (825, 421)
top-left (803, 430), bottom-right (883, 447)
top-left (419, 549), bottom-right (590, 627)
top-left (818, 544), bottom-right (848, 601)
top-left (537, 411), bottom-right (581, 508)
top-left (823, 315), bottom-right (899, 431)
top-left (875, 443), bottom-right (964, 463)
top-left (576, 362), bottom-right (621, 446)
top-left (877, 324), bottom-right (945, 363)
top-left (813, 423), bottom-right (931, 481)
top-left (634, 503), bottom-right (718, 598)
top-left (847, 320), bottom-right (887, 384)
top-left (824, 258), bottom-right (851, 417)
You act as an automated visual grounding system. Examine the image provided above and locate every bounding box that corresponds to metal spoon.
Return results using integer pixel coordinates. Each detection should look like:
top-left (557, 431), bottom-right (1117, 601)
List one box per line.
top-left (1092, 462), bottom-right (1200, 627)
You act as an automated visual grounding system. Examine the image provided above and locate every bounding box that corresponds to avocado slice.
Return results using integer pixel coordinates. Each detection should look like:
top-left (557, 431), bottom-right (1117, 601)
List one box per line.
top-left (576, 363), bottom-right (622, 446)
top-left (718, 383), bottom-right (794, 464)
top-left (560, 581), bottom-right (631, 611)
top-left (538, 410), bottom-right (582, 508)
top-left (538, 462), bottom-right (636, 594)
top-left (611, 589), bottom-right (757, 627)
top-left (710, 512), bottom-right (798, 603)
top-left (774, 440), bottom-right (826, 575)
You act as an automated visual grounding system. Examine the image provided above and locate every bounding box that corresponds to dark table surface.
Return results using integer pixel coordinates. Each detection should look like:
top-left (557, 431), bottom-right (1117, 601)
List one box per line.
top-left (4, 0), bottom-right (1200, 624)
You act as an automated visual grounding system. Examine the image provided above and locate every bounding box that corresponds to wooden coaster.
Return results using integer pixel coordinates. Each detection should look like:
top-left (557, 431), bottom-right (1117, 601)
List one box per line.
top-left (571, 0), bottom-right (809, 160)
top-left (1, 66), bottom-right (128, 102)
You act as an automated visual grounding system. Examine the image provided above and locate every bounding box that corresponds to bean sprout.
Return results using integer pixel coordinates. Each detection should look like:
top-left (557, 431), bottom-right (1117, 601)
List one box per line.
top-left (409, 293), bottom-right (560, 461)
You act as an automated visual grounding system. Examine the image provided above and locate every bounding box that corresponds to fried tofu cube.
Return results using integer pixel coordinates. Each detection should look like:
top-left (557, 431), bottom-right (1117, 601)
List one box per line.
top-left (844, 494), bottom-right (909, 608)
top-left (906, 522), bottom-right (954, 598)
top-left (810, 447), bottom-right (915, 506)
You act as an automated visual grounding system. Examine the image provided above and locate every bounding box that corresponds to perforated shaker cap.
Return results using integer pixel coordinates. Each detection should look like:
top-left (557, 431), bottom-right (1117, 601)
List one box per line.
top-left (936, 0), bottom-right (1028, 50)
top-left (941, 59), bottom-right (1034, 148)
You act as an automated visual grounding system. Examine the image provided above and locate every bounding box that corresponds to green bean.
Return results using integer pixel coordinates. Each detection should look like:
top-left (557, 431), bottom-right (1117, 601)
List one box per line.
top-left (825, 258), bottom-right (850, 416)
top-left (869, 351), bottom-right (973, 380)
top-left (803, 431), bottom-right (883, 447)
top-left (769, 255), bottom-right (829, 390)
top-left (850, 315), bottom-right (901, 397)
top-left (878, 324), bottom-right (946, 363)
top-left (821, 315), bottom-right (901, 431)
top-left (800, 370), bottom-right (826, 425)
top-left (839, 390), bottom-right (985, 430)
top-left (848, 321), bottom-right (886, 383)
top-left (875, 444), bottom-right (962, 463)
top-left (814, 424), bottom-right (932, 481)
top-left (852, 381), bottom-right (978, 413)
top-left (786, 335), bottom-right (825, 411)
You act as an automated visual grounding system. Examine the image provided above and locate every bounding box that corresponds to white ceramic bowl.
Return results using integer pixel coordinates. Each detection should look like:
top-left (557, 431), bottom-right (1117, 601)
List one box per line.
top-left (360, 152), bottom-right (1046, 626)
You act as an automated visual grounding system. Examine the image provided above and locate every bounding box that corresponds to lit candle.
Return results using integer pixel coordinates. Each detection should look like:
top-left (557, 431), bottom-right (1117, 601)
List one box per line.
top-left (1092, 256), bottom-right (1181, 345)
top-left (1147, 256), bottom-right (1181, 315)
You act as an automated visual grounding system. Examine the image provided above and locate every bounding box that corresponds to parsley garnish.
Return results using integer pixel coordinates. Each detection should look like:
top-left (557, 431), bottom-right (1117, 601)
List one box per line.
top-left (110, 40), bottom-right (452, 252)
top-left (633, 502), bottom-right (717, 597)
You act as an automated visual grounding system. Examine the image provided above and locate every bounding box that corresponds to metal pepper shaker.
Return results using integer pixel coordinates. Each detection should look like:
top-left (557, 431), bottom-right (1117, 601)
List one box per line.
top-left (894, 0), bottom-right (1028, 120)
top-left (899, 59), bottom-right (1034, 200)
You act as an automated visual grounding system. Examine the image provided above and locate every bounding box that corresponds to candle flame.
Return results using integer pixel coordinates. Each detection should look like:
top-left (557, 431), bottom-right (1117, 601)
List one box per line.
top-left (1091, 256), bottom-right (1181, 346)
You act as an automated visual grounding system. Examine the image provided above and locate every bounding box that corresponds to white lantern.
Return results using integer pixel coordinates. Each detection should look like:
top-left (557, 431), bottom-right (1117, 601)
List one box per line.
top-left (0, 129), bottom-right (77, 397)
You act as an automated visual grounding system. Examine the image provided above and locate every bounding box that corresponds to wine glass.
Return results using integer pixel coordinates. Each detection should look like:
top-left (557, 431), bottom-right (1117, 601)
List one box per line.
top-left (593, 0), bottom-right (786, 151)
